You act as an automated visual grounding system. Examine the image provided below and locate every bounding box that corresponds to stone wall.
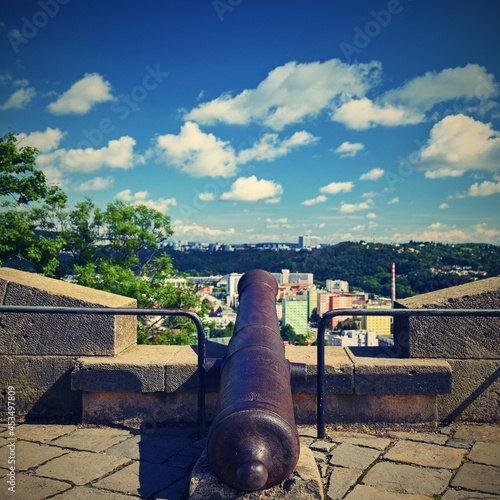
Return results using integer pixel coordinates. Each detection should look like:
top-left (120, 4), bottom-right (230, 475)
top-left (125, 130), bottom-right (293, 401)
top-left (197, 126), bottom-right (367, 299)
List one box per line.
top-left (394, 275), bottom-right (500, 422)
top-left (0, 268), bottom-right (137, 421)
top-left (1, 267), bottom-right (497, 425)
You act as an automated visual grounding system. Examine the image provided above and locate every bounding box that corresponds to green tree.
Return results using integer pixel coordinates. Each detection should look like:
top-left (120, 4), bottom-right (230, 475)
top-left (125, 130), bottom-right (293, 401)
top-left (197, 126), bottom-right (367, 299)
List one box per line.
top-left (0, 133), bottom-right (68, 275)
top-left (0, 133), bottom-right (201, 344)
top-left (280, 323), bottom-right (297, 343)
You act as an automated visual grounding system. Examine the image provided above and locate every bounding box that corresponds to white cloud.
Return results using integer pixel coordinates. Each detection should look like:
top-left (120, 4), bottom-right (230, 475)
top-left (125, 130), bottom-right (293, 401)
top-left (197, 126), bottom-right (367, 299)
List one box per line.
top-left (468, 180), bottom-right (500, 196)
top-left (367, 212), bottom-right (377, 219)
top-left (332, 98), bottom-right (423, 130)
top-left (116, 189), bottom-right (176, 212)
top-left (415, 114), bottom-right (500, 178)
top-left (73, 176), bottom-right (114, 192)
top-left (237, 130), bottom-right (318, 163)
top-left (387, 197), bottom-right (399, 204)
top-left (334, 141), bottom-right (365, 158)
top-left (382, 64), bottom-right (498, 114)
top-left (185, 59), bottom-right (381, 130)
top-left (16, 128), bottom-right (65, 152)
top-left (37, 136), bottom-right (137, 173)
top-left (301, 195), bottom-right (327, 206)
top-left (439, 203), bottom-right (450, 209)
top-left (220, 176), bottom-right (283, 203)
top-left (319, 181), bottom-right (354, 195)
top-left (1, 86), bottom-right (36, 110)
top-left (154, 121), bottom-right (237, 178)
top-left (360, 167), bottom-right (384, 181)
top-left (47, 73), bottom-right (115, 114)
top-left (339, 198), bottom-right (374, 213)
top-left (198, 192), bottom-right (216, 201)
top-left (172, 221), bottom-right (236, 238)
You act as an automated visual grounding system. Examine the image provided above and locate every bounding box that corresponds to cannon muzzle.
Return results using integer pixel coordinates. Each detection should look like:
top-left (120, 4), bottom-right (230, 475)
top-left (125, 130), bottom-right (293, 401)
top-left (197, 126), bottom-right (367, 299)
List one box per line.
top-left (206, 269), bottom-right (300, 491)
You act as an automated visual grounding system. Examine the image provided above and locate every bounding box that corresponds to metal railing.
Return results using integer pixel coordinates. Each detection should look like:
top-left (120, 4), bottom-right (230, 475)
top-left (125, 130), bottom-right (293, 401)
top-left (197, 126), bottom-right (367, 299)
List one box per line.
top-left (316, 307), bottom-right (500, 438)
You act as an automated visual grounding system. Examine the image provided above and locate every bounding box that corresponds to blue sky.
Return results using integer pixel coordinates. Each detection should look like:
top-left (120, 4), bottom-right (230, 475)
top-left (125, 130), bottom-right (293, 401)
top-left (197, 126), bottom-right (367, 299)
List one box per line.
top-left (1, 0), bottom-right (500, 245)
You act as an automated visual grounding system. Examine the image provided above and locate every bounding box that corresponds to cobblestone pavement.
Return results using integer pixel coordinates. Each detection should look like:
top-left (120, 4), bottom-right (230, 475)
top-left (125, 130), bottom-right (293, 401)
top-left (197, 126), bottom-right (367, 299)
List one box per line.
top-left (1, 421), bottom-right (499, 499)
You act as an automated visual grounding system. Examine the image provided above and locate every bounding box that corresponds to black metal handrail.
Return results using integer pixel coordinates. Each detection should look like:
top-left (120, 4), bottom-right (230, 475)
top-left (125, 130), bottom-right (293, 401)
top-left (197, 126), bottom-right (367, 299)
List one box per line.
top-left (0, 305), bottom-right (207, 435)
top-left (316, 307), bottom-right (500, 439)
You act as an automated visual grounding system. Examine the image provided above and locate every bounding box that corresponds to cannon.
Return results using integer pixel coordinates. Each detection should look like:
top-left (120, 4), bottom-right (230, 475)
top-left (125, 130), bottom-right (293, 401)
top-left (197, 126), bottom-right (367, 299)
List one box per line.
top-left (206, 269), bottom-right (302, 491)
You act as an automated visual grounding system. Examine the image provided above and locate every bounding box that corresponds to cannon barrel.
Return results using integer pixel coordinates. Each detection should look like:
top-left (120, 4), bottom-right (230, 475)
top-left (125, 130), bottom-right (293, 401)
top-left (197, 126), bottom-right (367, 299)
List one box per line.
top-left (206, 269), bottom-right (300, 491)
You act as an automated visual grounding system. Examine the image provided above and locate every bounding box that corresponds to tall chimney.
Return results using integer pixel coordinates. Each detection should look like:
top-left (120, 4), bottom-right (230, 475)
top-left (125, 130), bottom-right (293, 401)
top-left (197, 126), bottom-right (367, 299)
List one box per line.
top-left (391, 262), bottom-right (396, 308)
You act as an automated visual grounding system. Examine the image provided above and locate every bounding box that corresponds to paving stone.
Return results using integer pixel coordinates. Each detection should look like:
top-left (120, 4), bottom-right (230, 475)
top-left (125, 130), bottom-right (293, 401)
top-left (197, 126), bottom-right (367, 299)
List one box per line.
top-left (165, 453), bottom-right (198, 469)
top-left (451, 462), bottom-right (500, 494)
top-left (310, 439), bottom-right (336, 452)
top-left (298, 426), bottom-right (319, 438)
top-left (328, 431), bottom-right (392, 450)
top-left (300, 436), bottom-right (315, 446)
top-left (50, 427), bottom-right (133, 452)
top-left (180, 445), bottom-right (204, 458)
top-left (388, 431), bottom-right (448, 445)
top-left (105, 433), bottom-right (192, 463)
top-left (385, 440), bottom-right (466, 469)
top-left (51, 485), bottom-right (135, 499)
top-left (35, 450), bottom-right (129, 485)
top-left (329, 443), bottom-right (381, 469)
top-left (0, 440), bottom-right (69, 470)
top-left (326, 467), bottom-right (362, 500)
top-left (446, 438), bottom-right (473, 449)
top-left (345, 484), bottom-right (434, 499)
top-left (1, 424), bottom-right (77, 442)
top-left (154, 475), bottom-right (190, 499)
top-left (454, 424), bottom-right (500, 443)
top-left (363, 461), bottom-right (453, 496)
top-left (468, 441), bottom-right (500, 466)
top-left (7, 473), bottom-right (71, 499)
top-left (312, 450), bottom-right (328, 462)
top-left (442, 489), bottom-right (500, 499)
top-left (94, 460), bottom-right (185, 497)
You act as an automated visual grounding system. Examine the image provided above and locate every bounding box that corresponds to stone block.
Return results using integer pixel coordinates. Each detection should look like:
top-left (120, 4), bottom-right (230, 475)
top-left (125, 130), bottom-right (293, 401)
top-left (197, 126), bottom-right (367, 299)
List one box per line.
top-left (0, 267), bottom-right (137, 356)
top-left (363, 461), bottom-right (453, 496)
top-left (384, 440), bottom-right (465, 469)
top-left (437, 359), bottom-right (500, 422)
top-left (0, 355), bottom-right (81, 421)
top-left (351, 355), bottom-right (452, 395)
top-left (71, 345), bottom-right (184, 393)
top-left (188, 444), bottom-right (322, 499)
top-left (394, 276), bottom-right (500, 359)
top-left (291, 393), bottom-right (437, 424)
top-left (81, 391), bottom-right (219, 425)
top-left (286, 346), bottom-right (353, 394)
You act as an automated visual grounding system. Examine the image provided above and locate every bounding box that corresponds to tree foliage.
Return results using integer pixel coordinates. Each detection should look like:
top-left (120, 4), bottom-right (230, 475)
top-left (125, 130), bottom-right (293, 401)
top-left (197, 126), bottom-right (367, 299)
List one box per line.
top-left (166, 241), bottom-right (500, 298)
top-left (0, 133), bottom-right (200, 345)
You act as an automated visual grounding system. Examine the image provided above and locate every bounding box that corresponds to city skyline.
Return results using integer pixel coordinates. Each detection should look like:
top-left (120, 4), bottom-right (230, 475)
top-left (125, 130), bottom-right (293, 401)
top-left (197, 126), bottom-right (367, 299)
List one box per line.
top-left (2, 1), bottom-right (500, 245)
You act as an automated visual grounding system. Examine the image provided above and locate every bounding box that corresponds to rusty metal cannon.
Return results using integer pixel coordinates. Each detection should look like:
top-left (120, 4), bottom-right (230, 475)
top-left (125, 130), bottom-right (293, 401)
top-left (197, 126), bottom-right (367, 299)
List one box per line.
top-left (206, 269), bottom-right (303, 491)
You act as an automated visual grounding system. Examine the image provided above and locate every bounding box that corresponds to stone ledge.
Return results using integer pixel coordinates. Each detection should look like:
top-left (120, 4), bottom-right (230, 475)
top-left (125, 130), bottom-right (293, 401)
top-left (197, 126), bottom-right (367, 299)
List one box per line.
top-left (71, 345), bottom-right (452, 397)
top-left (349, 352), bottom-right (452, 395)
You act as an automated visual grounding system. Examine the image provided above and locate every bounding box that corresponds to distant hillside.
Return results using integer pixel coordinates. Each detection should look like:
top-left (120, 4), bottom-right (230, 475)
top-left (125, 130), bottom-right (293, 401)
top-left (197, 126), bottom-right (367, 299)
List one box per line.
top-left (164, 241), bottom-right (500, 298)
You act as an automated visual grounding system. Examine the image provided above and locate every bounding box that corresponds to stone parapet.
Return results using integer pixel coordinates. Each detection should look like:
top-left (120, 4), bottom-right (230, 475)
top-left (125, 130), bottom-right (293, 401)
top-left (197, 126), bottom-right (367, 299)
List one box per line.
top-left (73, 345), bottom-right (452, 425)
top-left (394, 275), bottom-right (500, 359)
top-left (0, 268), bottom-right (137, 356)
top-left (393, 275), bottom-right (500, 422)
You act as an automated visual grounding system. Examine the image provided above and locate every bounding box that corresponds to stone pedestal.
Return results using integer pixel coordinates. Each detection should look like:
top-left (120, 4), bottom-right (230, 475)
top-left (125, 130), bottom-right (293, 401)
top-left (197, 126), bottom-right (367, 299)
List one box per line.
top-left (189, 444), bottom-right (323, 499)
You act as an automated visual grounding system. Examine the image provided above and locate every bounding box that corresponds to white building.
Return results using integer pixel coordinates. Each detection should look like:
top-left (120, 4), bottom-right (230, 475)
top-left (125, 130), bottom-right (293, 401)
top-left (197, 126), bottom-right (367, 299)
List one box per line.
top-left (327, 330), bottom-right (379, 347)
top-left (326, 279), bottom-right (349, 292)
top-left (298, 235), bottom-right (321, 249)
